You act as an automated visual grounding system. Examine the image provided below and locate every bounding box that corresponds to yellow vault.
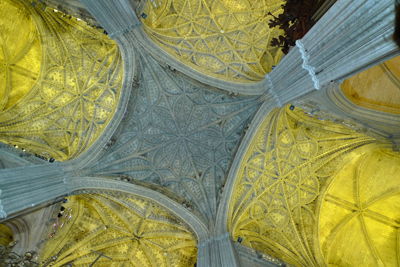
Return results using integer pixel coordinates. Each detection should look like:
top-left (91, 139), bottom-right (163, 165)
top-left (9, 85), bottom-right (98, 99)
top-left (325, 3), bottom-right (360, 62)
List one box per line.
top-left (0, 0), bottom-right (123, 161)
top-left (227, 105), bottom-right (400, 266)
top-left (41, 192), bottom-right (198, 267)
top-left (142, 0), bottom-right (285, 82)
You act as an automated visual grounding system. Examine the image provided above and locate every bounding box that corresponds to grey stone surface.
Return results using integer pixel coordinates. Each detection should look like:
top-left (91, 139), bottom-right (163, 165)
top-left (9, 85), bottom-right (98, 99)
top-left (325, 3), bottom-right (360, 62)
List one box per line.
top-left (36, 0), bottom-right (100, 26)
top-left (84, 52), bottom-right (260, 226)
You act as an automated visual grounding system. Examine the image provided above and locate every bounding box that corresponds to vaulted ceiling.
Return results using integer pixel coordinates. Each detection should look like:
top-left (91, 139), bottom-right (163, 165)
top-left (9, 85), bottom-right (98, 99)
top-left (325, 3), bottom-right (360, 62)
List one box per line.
top-left (142, 0), bottom-right (285, 82)
top-left (0, 0), bottom-right (41, 111)
top-left (228, 106), bottom-right (400, 266)
top-left (41, 192), bottom-right (197, 266)
top-left (84, 50), bottom-right (260, 226)
top-left (0, 0), bottom-right (123, 161)
top-left (1, 0), bottom-right (400, 266)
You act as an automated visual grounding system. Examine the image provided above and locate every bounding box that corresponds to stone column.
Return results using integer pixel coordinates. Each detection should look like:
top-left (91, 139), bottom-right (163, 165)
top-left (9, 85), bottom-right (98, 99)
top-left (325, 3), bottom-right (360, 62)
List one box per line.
top-left (0, 163), bottom-right (68, 219)
top-left (81, 0), bottom-right (398, 100)
top-left (78, 0), bottom-right (141, 38)
top-left (197, 233), bottom-right (240, 267)
top-left (267, 0), bottom-right (399, 106)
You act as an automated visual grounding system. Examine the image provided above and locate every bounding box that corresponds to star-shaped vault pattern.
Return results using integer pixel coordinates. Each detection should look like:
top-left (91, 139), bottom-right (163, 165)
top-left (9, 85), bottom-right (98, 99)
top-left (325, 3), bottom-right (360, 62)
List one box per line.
top-left (0, 2), bottom-right (123, 161)
top-left (228, 106), bottom-right (378, 267)
top-left (41, 192), bottom-right (197, 267)
top-left (142, 0), bottom-right (285, 82)
top-left (89, 52), bottom-right (260, 226)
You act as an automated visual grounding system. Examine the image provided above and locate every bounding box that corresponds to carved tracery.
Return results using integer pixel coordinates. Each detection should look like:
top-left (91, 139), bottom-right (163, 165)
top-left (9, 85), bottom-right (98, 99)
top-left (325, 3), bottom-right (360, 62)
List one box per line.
top-left (89, 52), bottom-right (260, 226)
top-left (0, 0), bottom-right (123, 161)
top-left (228, 106), bottom-right (379, 266)
top-left (142, 0), bottom-right (285, 82)
top-left (41, 192), bottom-right (198, 267)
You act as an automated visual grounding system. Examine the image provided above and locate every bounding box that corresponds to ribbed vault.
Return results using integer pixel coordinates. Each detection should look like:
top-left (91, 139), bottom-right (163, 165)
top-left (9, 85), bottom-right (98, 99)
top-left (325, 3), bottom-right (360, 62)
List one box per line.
top-left (320, 149), bottom-right (400, 267)
top-left (86, 51), bottom-right (260, 226)
top-left (41, 192), bottom-right (198, 266)
top-left (0, 0), bottom-right (123, 161)
top-left (0, 0), bottom-right (41, 111)
top-left (228, 105), bottom-right (381, 266)
top-left (142, 0), bottom-right (285, 82)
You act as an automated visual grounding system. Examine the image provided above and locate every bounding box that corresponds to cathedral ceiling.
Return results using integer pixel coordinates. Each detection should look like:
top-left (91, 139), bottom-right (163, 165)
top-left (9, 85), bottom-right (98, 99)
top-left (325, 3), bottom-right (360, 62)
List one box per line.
top-left (0, 0), bottom-right (123, 161)
top-left (86, 52), bottom-right (260, 226)
top-left (142, 0), bottom-right (285, 82)
top-left (227, 105), bottom-right (396, 267)
top-left (41, 192), bottom-right (197, 266)
top-left (2, 1), bottom-right (400, 266)
top-left (341, 55), bottom-right (400, 115)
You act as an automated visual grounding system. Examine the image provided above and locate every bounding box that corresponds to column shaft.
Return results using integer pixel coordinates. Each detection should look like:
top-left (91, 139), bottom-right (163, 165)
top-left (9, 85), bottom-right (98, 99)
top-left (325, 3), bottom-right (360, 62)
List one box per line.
top-left (197, 233), bottom-right (239, 267)
top-left (268, 0), bottom-right (399, 105)
top-left (0, 163), bottom-right (67, 219)
top-left (79, 0), bottom-right (141, 38)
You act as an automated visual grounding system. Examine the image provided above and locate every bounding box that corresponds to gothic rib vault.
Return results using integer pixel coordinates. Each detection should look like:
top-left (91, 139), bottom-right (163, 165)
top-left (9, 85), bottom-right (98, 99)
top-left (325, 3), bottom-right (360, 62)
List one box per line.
top-left (0, 0), bottom-right (123, 161)
top-left (0, 0), bottom-right (41, 111)
top-left (142, 0), bottom-right (285, 82)
top-left (1, 0), bottom-right (400, 266)
top-left (84, 50), bottom-right (261, 227)
top-left (227, 105), bottom-right (400, 267)
top-left (41, 192), bottom-right (198, 267)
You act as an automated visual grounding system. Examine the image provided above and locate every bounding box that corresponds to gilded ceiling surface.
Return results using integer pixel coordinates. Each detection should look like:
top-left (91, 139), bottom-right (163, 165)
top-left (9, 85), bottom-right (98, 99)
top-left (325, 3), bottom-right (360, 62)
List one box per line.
top-left (87, 52), bottom-right (260, 226)
top-left (142, 0), bottom-right (285, 82)
top-left (41, 192), bottom-right (197, 266)
top-left (341, 55), bottom-right (400, 115)
top-left (320, 149), bottom-right (400, 267)
top-left (0, 0), bottom-right (123, 161)
top-left (0, 224), bottom-right (13, 247)
top-left (0, 0), bottom-right (41, 111)
top-left (228, 106), bottom-right (380, 266)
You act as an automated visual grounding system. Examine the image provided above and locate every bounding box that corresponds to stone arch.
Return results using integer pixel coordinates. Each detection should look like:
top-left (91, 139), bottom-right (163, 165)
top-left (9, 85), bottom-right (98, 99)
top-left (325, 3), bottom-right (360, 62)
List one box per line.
top-left (3, 218), bottom-right (29, 255)
top-left (67, 177), bottom-right (210, 242)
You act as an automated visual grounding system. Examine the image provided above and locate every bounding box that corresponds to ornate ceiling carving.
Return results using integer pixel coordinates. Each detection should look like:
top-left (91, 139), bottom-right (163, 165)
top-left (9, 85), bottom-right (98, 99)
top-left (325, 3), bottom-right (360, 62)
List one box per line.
top-left (320, 149), bottom-right (400, 267)
top-left (228, 105), bottom-right (379, 267)
top-left (1, 1), bottom-right (399, 266)
top-left (142, 0), bottom-right (285, 82)
top-left (88, 52), bottom-right (260, 225)
top-left (41, 192), bottom-right (197, 266)
top-left (0, 0), bottom-right (41, 111)
top-left (0, 0), bottom-right (123, 161)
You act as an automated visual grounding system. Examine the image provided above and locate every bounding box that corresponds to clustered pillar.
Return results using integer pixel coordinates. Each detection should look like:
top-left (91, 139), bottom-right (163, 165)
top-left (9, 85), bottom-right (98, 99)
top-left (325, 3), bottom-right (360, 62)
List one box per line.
top-left (267, 0), bottom-right (399, 107)
top-left (0, 163), bottom-right (68, 219)
top-left (197, 233), bottom-right (239, 267)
